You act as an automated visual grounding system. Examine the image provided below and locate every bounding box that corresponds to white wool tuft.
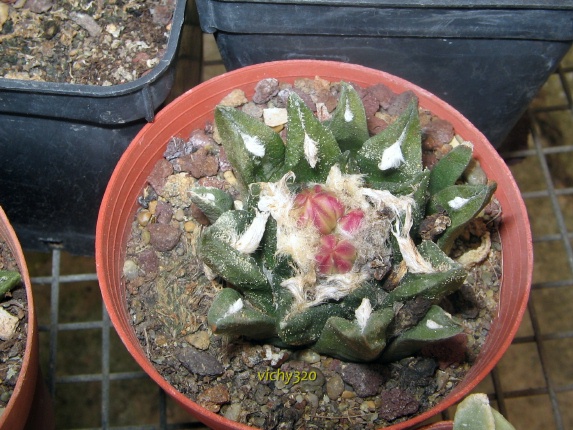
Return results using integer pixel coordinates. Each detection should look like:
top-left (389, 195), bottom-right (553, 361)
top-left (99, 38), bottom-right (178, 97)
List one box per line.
top-left (240, 132), bottom-right (266, 157)
top-left (355, 298), bottom-right (372, 332)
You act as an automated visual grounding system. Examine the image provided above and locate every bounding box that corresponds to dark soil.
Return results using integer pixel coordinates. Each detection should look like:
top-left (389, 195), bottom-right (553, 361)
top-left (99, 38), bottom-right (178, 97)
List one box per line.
top-left (0, 238), bottom-right (27, 413)
top-left (122, 77), bottom-right (502, 429)
top-left (0, 0), bottom-right (174, 85)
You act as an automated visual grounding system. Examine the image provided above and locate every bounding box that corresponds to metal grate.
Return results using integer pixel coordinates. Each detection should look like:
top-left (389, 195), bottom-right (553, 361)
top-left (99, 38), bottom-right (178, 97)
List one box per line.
top-left (27, 45), bottom-right (573, 429)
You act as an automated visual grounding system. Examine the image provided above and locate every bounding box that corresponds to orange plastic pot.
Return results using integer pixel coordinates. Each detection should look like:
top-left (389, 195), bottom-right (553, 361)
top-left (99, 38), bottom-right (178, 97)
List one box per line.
top-left (419, 422), bottom-right (454, 430)
top-left (96, 60), bottom-right (533, 430)
top-left (0, 206), bottom-right (54, 430)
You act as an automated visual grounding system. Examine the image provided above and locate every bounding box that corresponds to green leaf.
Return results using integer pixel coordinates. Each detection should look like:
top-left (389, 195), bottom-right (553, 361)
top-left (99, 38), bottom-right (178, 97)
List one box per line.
top-left (277, 303), bottom-right (346, 346)
top-left (384, 240), bottom-right (466, 307)
top-left (381, 305), bottom-right (463, 362)
top-left (313, 307), bottom-right (394, 362)
top-left (453, 393), bottom-right (516, 430)
top-left (0, 270), bottom-right (21, 295)
top-left (356, 98), bottom-right (422, 183)
top-left (283, 92), bottom-right (342, 182)
top-left (215, 106), bottom-right (286, 186)
top-left (428, 143), bottom-right (474, 195)
top-left (189, 186), bottom-right (234, 224)
top-left (429, 182), bottom-right (497, 253)
top-left (207, 288), bottom-right (277, 339)
top-left (327, 82), bottom-right (370, 154)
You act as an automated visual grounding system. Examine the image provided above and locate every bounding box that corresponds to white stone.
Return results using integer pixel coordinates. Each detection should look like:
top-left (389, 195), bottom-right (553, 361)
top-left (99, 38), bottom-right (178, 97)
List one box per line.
top-left (263, 108), bottom-right (288, 127)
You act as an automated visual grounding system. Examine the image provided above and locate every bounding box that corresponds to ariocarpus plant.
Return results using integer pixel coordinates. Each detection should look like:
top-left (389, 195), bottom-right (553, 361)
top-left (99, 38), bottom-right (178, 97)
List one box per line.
top-left (195, 81), bottom-right (497, 362)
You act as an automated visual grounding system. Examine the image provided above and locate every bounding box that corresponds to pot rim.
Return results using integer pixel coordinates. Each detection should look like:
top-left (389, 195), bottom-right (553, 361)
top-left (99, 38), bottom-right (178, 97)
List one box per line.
top-left (96, 59), bottom-right (533, 430)
top-left (0, 205), bottom-right (38, 429)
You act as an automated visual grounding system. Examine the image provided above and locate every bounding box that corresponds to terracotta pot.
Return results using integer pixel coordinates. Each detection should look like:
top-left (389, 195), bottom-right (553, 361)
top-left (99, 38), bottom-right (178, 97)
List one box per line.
top-left (0, 206), bottom-right (54, 430)
top-left (419, 421), bottom-right (454, 430)
top-left (96, 60), bottom-right (533, 430)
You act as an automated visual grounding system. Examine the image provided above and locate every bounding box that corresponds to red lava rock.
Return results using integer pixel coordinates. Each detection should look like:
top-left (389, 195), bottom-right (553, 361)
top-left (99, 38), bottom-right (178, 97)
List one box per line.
top-left (132, 52), bottom-right (150, 65)
top-left (421, 333), bottom-right (469, 369)
top-left (189, 129), bottom-right (216, 150)
top-left (386, 90), bottom-right (417, 116)
top-left (198, 384), bottom-right (230, 409)
top-left (365, 83), bottom-right (396, 110)
top-left (422, 118), bottom-right (455, 151)
top-left (341, 363), bottom-right (385, 397)
top-left (361, 92), bottom-right (381, 119)
top-left (253, 78), bottom-right (280, 104)
top-left (147, 223), bottom-right (181, 252)
top-left (150, 4), bottom-right (173, 25)
top-left (197, 176), bottom-right (228, 190)
top-left (154, 200), bottom-right (173, 224)
top-left (137, 248), bottom-right (159, 276)
top-left (378, 387), bottom-right (420, 421)
top-left (368, 115), bottom-right (389, 135)
top-left (189, 203), bottom-right (210, 226)
top-left (185, 147), bottom-right (219, 179)
top-left (147, 159), bottom-right (173, 194)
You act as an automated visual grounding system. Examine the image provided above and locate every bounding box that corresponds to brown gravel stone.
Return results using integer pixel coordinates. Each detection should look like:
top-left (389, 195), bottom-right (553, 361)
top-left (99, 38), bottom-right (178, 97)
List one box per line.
top-left (186, 147), bottom-right (219, 179)
top-left (147, 223), bottom-right (181, 252)
top-left (378, 387), bottom-right (420, 421)
top-left (147, 159), bottom-right (173, 194)
top-left (154, 200), bottom-right (173, 224)
top-left (341, 363), bottom-right (385, 397)
top-left (253, 78), bottom-right (279, 104)
top-left (422, 118), bottom-right (455, 151)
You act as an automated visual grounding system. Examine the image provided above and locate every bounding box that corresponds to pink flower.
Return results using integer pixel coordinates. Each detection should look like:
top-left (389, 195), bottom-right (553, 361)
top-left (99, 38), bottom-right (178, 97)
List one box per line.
top-left (338, 209), bottom-right (365, 234)
top-left (315, 234), bottom-right (357, 275)
top-left (292, 185), bottom-right (345, 235)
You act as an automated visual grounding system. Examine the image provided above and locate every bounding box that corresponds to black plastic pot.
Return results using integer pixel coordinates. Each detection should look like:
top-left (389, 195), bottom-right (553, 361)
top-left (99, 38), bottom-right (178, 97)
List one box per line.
top-left (196, 0), bottom-right (573, 147)
top-left (0, 0), bottom-right (202, 255)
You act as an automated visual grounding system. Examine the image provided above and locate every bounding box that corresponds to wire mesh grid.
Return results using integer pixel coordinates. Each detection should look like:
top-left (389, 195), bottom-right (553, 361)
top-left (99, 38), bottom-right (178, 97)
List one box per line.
top-left (25, 46), bottom-right (573, 429)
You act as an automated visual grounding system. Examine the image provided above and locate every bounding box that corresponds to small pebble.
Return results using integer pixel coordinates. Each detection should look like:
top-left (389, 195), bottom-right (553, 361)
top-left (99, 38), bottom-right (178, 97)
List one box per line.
top-left (122, 260), bottom-right (139, 280)
top-left (186, 331), bottom-right (210, 350)
top-left (136, 210), bottom-right (152, 226)
top-left (326, 373), bottom-right (344, 400)
top-left (298, 349), bottom-right (320, 364)
top-left (223, 170), bottom-right (237, 186)
top-left (184, 220), bottom-right (196, 233)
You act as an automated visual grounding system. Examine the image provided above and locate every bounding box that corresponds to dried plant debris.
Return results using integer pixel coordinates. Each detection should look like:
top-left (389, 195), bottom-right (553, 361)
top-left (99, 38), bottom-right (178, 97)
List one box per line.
top-left (124, 77), bottom-right (503, 428)
top-left (0, 239), bottom-right (27, 412)
top-left (0, 0), bottom-right (174, 85)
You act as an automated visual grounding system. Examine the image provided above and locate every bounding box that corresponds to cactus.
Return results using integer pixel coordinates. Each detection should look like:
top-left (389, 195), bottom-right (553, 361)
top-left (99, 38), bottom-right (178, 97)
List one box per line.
top-left (0, 270), bottom-right (21, 296)
top-left (198, 81), bottom-right (497, 362)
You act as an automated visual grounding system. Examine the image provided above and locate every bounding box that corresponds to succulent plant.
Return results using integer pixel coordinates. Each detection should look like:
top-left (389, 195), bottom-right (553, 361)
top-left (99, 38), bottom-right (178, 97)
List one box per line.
top-left (196, 81), bottom-right (496, 363)
top-left (453, 393), bottom-right (515, 430)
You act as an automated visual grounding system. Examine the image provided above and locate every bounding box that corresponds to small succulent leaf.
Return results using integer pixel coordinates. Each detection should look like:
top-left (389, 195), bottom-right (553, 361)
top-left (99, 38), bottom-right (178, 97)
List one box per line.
top-left (284, 92), bottom-right (342, 182)
top-left (428, 143), bottom-right (474, 195)
top-left (356, 98), bottom-right (422, 183)
top-left (207, 288), bottom-right (277, 339)
top-left (198, 211), bottom-right (274, 312)
top-left (453, 393), bottom-right (499, 430)
top-left (0, 270), bottom-right (21, 295)
top-left (429, 182), bottom-right (497, 253)
top-left (384, 241), bottom-right (466, 307)
top-left (215, 106), bottom-right (286, 186)
top-left (327, 82), bottom-right (370, 154)
top-left (189, 186), bottom-right (234, 224)
top-left (313, 307), bottom-right (394, 362)
top-left (491, 408), bottom-right (517, 430)
top-left (277, 303), bottom-right (346, 346)
top-left (381, 305), bottom-right (463, 362)
top-left (336, 151), bottom-right (361, 175)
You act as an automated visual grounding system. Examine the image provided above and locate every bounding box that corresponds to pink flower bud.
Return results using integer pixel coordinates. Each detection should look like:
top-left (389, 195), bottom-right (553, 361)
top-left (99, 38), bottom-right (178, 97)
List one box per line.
top-left (338, 209), bottom-right (365, 234)
top-left (315, 234), bottom-right (357, 275)
top-left (292, 185), bottom-right (345, 235)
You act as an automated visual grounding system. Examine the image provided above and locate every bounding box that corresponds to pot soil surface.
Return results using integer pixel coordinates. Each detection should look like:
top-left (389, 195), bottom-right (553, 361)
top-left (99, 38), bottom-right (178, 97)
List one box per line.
top-left (0, 237), bottom-right (27, 414)
top-left (0, 0), bottom-right (174, 85)
top-left (122, 78), bottom-right (502, 429)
